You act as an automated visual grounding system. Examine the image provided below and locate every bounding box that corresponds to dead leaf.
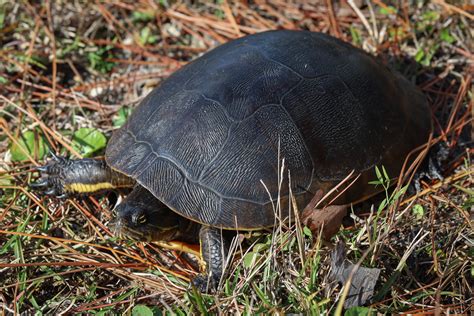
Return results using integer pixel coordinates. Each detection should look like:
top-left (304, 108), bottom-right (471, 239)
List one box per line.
top-left (301, 190), bottom-right (348, 239)
top-left (330, 242), bottom-right (381, 309)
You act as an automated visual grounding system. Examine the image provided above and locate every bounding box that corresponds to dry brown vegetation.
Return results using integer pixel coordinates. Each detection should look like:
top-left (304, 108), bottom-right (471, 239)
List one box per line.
top-left (0, 1), bottom-right (472, 314)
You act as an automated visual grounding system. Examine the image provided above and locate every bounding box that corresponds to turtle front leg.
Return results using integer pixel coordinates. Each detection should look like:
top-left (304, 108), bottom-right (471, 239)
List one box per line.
top-left (31, 154), bottom-right (135, 197)
top-left (193, 226), bottom-right (228, 292)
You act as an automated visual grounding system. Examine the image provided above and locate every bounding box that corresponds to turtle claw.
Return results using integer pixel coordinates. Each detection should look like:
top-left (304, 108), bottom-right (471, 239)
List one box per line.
top-left (30, 179), bottom-right (49, 188)
top-left (56, 193), bottom-right (68, 199)
top-left (50, 151), bottom-right (62, 162)
top-left (45, 188), bottom-right (57, 196)
top-left (35, 165), bottom-right (49, 172)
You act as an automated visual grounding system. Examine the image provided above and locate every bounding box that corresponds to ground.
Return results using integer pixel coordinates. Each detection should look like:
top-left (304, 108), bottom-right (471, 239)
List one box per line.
top-left (0, 1), bottom-right (472, 314)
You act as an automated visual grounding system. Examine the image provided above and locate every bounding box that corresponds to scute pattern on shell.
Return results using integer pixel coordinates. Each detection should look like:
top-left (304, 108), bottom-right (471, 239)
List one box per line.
top-left (106, 30), bottom-right (431, 229)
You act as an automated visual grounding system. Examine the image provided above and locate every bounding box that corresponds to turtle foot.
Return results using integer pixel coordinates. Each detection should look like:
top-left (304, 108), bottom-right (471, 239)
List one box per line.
top-left (191, 273), bottom-right (219, 293)
top-left (412, 142), bottom-right (448, 192)
top-left (30, 153), bottom-right (69, 198)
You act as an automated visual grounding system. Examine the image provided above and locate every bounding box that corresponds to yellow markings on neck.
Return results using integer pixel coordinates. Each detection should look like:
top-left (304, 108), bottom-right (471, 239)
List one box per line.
top-left (66, 182), bottom-right (116, 193)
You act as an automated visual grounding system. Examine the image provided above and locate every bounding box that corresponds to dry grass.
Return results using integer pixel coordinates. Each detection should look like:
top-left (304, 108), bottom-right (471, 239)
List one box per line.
top-left (0, 1), bottom-right (472, 314)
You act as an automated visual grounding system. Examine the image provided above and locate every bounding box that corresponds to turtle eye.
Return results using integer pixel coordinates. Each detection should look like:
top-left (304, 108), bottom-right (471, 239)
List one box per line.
top-left (138, 214), bottom-right (147, 224)
top-left (131, 212), bottom-right (147, 225)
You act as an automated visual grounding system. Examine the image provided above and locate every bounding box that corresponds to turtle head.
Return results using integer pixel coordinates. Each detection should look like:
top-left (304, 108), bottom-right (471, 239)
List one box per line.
top-left (110, 186), bottom-right (181, 242)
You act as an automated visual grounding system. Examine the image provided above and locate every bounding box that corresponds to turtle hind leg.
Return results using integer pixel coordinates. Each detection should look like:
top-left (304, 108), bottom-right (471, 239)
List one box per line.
top-left (412, 142), bottom-right (449, 192)
top-left (192, 226), bottom-right (229, 293)
top-left (31, 154), bottom-right (135, 197)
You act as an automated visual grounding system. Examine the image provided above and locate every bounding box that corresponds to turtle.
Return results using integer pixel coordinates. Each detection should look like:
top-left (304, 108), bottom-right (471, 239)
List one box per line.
top-left (31, 30), bottom-right (432, 291)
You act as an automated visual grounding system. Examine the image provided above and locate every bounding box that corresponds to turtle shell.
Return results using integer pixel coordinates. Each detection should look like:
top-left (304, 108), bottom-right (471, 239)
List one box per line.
top-left (105, 30), bottom-right (431, 229)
